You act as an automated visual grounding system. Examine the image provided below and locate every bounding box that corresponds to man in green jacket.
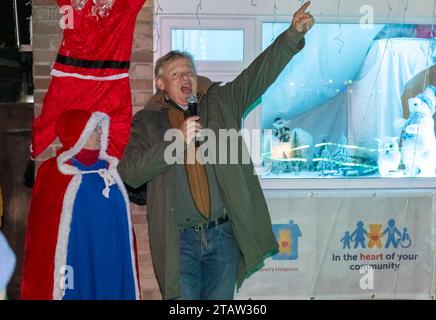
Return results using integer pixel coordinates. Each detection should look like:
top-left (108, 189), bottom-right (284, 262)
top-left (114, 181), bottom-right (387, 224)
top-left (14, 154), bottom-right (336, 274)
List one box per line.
top-left (119, 2), bottom-right (314, 300)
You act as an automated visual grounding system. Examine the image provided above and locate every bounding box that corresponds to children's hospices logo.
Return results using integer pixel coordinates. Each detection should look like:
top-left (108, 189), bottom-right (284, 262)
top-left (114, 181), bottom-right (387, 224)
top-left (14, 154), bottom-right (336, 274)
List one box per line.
top-left (272, 221), bottom-right (302, 260)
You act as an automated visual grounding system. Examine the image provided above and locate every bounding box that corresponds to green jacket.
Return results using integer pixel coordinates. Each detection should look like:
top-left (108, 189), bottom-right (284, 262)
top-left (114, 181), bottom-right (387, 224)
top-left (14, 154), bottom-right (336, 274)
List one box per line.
top-left (119, 26), bottom-right (306, 299)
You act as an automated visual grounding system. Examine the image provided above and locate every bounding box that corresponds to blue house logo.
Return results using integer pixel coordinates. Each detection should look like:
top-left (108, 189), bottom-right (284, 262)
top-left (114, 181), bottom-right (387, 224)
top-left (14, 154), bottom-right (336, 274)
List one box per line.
top-left (272, 220), bottom-right (302, 260)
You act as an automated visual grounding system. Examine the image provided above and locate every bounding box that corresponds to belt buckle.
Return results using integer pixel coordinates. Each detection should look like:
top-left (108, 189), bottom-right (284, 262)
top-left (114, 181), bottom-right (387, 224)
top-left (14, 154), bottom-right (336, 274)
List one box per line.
top-left (194, 221), bottom-right (208, 232)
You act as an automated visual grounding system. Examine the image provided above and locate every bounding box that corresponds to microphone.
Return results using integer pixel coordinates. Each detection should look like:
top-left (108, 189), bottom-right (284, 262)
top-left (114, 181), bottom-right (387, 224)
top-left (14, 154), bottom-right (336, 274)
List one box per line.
top-left (186, 94), bottom-right (198, 117)
top-left (186, 95), bottom-right (200, 147)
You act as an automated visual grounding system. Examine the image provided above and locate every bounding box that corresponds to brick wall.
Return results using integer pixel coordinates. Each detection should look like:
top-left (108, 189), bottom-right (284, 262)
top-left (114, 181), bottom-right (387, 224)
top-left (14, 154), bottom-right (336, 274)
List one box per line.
top-left (32, 0), bottom-right (161, 299)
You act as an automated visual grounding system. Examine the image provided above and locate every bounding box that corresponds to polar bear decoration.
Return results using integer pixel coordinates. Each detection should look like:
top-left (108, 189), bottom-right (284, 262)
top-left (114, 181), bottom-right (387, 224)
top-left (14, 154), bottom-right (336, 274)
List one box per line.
top-left (375, 136), bottom-right (401, 177)
top-left (394, 86), bottom-right (436, 177)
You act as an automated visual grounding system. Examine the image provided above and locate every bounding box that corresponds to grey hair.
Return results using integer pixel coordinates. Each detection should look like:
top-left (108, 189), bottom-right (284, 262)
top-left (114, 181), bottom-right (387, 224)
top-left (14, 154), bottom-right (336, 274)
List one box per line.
top-left (154, 50), bottom-right (196, 79)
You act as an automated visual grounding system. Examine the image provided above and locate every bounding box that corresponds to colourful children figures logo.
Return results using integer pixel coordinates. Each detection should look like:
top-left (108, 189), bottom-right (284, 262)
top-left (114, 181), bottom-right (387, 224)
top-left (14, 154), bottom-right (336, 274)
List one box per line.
top-left (340, 219), bottom-right (411, 249)
top-left (272, 221), bottom-right (302, 260)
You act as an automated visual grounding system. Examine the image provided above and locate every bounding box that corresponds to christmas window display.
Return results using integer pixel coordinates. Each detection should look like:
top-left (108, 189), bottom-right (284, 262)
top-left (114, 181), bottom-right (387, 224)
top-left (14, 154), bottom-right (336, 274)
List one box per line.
top-left (260, 22), bottom-right (435, 178)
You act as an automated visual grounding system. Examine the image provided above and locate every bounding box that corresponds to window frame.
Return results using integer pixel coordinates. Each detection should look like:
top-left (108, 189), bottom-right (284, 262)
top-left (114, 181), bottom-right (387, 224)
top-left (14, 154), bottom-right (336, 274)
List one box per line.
top-left (157, 16), bottom-right (256, 82)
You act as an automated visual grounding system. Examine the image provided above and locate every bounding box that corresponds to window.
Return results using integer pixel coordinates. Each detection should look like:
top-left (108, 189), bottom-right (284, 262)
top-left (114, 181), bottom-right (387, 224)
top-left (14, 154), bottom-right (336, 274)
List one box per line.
top-left (172, 29), bottom-right (244, 61)
top-left (157, 17), bottom-right (255, 82)
top-left (259, 22), bottom-right (436, 181)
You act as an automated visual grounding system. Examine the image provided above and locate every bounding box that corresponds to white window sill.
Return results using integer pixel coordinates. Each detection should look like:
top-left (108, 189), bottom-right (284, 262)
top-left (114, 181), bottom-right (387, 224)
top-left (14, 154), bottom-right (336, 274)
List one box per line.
top-left (260, 177), bottom-right (436, 190)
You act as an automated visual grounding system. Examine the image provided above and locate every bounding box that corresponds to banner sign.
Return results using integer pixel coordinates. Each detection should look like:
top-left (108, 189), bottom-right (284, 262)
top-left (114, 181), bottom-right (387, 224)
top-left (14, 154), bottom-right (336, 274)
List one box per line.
top-left (236, 191), bottom-right (436, 300)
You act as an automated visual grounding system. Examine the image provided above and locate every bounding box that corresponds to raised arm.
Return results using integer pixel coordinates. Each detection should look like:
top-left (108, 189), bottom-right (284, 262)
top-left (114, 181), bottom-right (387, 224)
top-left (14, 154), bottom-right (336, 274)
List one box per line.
top-left (219, 1), bottom-right (315, 121)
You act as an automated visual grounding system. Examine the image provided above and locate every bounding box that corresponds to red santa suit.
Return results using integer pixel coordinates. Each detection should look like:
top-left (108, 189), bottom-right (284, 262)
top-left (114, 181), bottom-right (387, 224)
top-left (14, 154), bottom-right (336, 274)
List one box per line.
top-left (32, 0), bottom-right (146, 160)
top-left (21, 110), bottom-right (140, 300)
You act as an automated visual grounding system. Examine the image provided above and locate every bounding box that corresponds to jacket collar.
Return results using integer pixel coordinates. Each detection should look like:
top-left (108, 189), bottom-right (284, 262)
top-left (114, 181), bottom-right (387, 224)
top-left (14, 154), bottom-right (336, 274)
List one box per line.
top-left (143, 75), bottom-right (218, 112)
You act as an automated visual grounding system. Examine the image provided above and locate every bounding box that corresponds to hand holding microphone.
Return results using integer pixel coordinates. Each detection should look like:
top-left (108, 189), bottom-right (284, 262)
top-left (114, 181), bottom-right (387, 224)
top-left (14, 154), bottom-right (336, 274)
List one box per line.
top-left (180, 95), bottom-right (202, 147)
top-left (186, 94), bottom-right (198, 117)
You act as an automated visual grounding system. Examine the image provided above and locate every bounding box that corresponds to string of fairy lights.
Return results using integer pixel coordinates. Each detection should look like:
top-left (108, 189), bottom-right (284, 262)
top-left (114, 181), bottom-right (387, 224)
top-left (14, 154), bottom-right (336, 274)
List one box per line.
top-left (333, 0), bottom-right (345, 54)
top-left (423, 0), bottom-right (435, 92)
top-left (354, 0), bottom-right (396, 146)
top-left (195, 0), bottom-right (202, 25)
top-left (151, 0), bottom-right (163, 53)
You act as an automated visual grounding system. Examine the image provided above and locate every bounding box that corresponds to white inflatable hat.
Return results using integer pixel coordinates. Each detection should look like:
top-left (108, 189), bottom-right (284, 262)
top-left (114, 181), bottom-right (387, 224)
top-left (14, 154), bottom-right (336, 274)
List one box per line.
top-left (0, 231), bottom-right (16, 292)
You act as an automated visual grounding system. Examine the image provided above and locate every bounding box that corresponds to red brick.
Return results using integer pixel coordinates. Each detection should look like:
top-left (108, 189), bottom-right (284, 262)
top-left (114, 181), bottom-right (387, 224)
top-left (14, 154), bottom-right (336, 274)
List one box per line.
top-left (33, 22), bottom-right (63, 35)
top-left (50, 37), bottom-right (62, 50)
top-left (34, 146), bottom-right (56, 162)
top-left (32, 35), bottom-right (61, 51)
top-left (129, 203), bottom-right (139, 212)
top-left (33, 0), bottom-right (57, 5)
top-left (32, 35), bottom-right (52, 49)
top-left (133, 91), bottom-right (152, 106)
top-left (132, 214), bottom-right (146, 224)
top-left (134, 230), bottom-right (148, 241)
top-left (133, 34), bottom-right (153, 51)
top-left (132, 63), bottom-right (153, 78)
top-left (136, 239), bottom-right (148, 252)
top-left (132, 105), bottom-right (145, 115)
top-left (137, 250), bottom-right (148, 257)
top-left (33, 77), bottom-right (52, 90)
top-left (143, 8), bottom-right (154, 21)
top-left (33, 64), bottom-right (52, 77)
top-left (33, 89), bottom-right (48, 104)
top-left (143, 1), bottom-right (153, 8)
top-left (140, 270), bottom-right (161, 283)
top-left (137, 8), bottom-right (153, 23)
top-left (140, 288), bottom-right (162, 300)
top-left (131, 204), bottom-right (145, 214)
top-left (130, 79), bottom-right (153, 91)
top-left (135, 23), bottom-right (153, 37)
top-left (33, 6), bottom-right (61, 22)
top-left (34, 102), bottom-right (43, 116)
top-left (33, 50), bottom-right (58, 64)
top-left (131, 49), bottom-right (153, 62)
top-left (131, 203), bottom-right (147, 214)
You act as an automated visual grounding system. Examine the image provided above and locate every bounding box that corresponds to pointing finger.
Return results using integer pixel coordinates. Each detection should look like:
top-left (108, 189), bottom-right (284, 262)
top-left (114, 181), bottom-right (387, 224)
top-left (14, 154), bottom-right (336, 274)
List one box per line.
top-left (295, 1), bottom-right (311, 15)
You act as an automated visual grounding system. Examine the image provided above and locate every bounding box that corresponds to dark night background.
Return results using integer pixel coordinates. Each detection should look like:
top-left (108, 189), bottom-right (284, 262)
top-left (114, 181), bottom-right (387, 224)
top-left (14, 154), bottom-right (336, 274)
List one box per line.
top-left (0, 0), bottom-right (33, 102)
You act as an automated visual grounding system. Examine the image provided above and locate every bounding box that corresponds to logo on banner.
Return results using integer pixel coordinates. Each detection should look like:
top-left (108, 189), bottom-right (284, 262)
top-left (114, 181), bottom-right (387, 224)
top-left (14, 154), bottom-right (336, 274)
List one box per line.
top-left (272, 221), bottom-right (302, 260)
top-left (332, 218), bottom-right (418, 273)
top-left (340, 219), bottom-right (412, 249)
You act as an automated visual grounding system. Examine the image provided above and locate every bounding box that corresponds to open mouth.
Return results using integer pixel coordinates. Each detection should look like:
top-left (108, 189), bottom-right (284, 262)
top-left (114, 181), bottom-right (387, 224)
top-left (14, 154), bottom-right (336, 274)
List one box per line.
top-left (181, 85), bottom-right (192, 95)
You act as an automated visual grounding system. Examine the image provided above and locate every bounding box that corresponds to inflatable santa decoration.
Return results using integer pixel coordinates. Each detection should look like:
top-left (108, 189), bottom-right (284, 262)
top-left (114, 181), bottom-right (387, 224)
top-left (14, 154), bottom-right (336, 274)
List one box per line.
top-left (32, 0), bottom-right (146, 160)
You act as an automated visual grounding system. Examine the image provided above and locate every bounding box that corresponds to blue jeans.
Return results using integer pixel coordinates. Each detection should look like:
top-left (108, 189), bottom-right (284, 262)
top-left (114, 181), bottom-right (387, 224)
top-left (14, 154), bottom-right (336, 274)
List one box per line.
top-left (179, 221), bottom-right (239, 300)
